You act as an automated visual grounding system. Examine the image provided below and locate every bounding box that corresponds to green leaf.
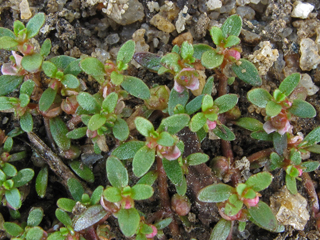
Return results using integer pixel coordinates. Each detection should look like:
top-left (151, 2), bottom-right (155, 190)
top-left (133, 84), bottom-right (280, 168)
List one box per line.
top-left (110, 71), bottom-right (124, 85)
top-left (49, 117), bottom-right (71, 150)
top-left (202, 76), bottom-right (214, 95)
top-left (187, 153), bottom-right (209, 165)
top-left (117, 40), bottom-right (135, 65)
top-left (247, 88), bottom-right (272, 107)
top-left (20, 112), bottom-right (33, 133)
top-left (201, 50), bottom-right (224, 69)
top-left (198, 183), bottom-right (234, 202)
top-left (0, 36), bottom-right (18, 50)
top-left (20, 80), bottom-right (35, 96)
top-left (224, 35), bottom-right (240, 48)
top-left (137, 170), bottom-right (158, 185)
top-left (181, 41), bottom-right (194, 60)
top-left (39, 87), bottom-right (57, 112)
top-left (103, 187), bottom-right (122, 202)
top-left (88, 114), bottom-right (107, 131)
top-left (270, 152), bottom-right (283, 171)
top-left (248, 201), bottom-right (283, 232)
top-left (213, 124), bottom-right (235, 141)
top-left (290, 150), bottom-right (301, 165)
top-left (26, 226), bottom-right (44, 240)
top-left (113, 117), bottom-right (129, 141)
top-left (73, 205), bottom-right (108, 232)
top-left (301, 161), bottom-right (320, 172)
top-left (245, 172), bottom-right (273, 192)
top-left (0, 75), bottom-right (24, 96)
top-left (19, 93), bottom-right (30, 108)
top-left (234, 117), bottom-right (263, 131)
top-left (5, 188), bottom-right (21, 209)
top-left (47, 232), bottom-right (64, 240)
top-left (4, 136), bottom-right (13, 152)
top-left (157, 132), bottom-right (175, 147)
top-left (77, 92), bottom-right (101, 114)
top-left (154, 217), bottom-right (173, 230)
top-left (305, 144), bottom-right (320, 154)
top-left (202, 94), bottom-right (214, 112)
top-left (66, 127), bottom-right (87, 139)
top-left (266, 101), bottom-right (282, 117)
top-left (209, 218), bottom-right (231, 240)
top-left (3, 163), bottom-right (17, 177)
top-left (112, 141), bottom-right (145, 160)
top-left (42, 61), bottom-right (57, 78)
top-left (80, 57), bottom-right (106, 84)
top-left (67, 178), bottom-right (84, 201)
top-left (210, 27), bottom-right (223, 46)
top-left (12, 168), bottom-right (34, 188)
top-left (273, 132), bottom-right (287, 155)
top-left (133, 146), bottom-right (155, 177)
top-left (55, 209), bottom-right (72, 227)
top-left (121, 76), bottom-right (150, 100)
top-left (102, 92), bottom-right (118, 113)
top-left (0, 97), bottom-right (14, 110)
top-left (35, 167), bottom-right (48, 198)
top-left (131, 184), bottom-right (154, 200)
top-left (57, 198), bottom-right (76, 212)
top-left (40, 39), bottom-right (51, 57)
top-left (21, 53), bottom-right (43, 72)
top-left (190, 113), bottom-right (207, 132)
top-left (26, 13), bottom-right (45, 39)
top-left (232, 59), bottom-right (262, 86)
top-left (225, 194), bottom-right (243, 216)
top-left (251, 131), bottom-right (273, 141)
top-left (289, 99), bottom-right (316, 118)
top-left (27, 207), bottom-right (44, 227)
top-left (3, 222), bottom-right (23, 237)
top-left (214, 94), bottom-right (238, 113)
top-left (304, 126), bottom-right (320, 146)
top-left (175, 175), bottom-right (187, 196)
top-left (106, 156), bottom-right (128, 188)
top-left (160, 52), bottom-right (181, 72)
top-left (50, 55), bottom-right (76, 71)
top-left (0, 27), bottom-right (15, 38)
top-left (135, 117), bottom-right (154, 137)
top-left (279, 73), bottom-right (300, 96)
top-left (185, 95), bottom-right (204, 115)
top-left (70, 161), bottom-right (94, 183)
top-left (168, 88), bottom-right (189, 116)
top-left (14, 20), bottom-right (25, 35)
top-left (91, 186), bottom-right (104, 205)
top-left (133, 52), bottom-right (162, 71)
top-left (61, 74), bottom-right (80, 89)
top-left (64, 59), bottom-right (82, 76)
top-left (117, 208), bottom-right (140, 237)
top-left (158, 114), bottom-right (190, 134)
top-left (162, 158), bottom-right (183, 185)
top-left (221, 15), bottom-right (242, 38)
top-left (285, 173), bottom-right (297, 194)
top-left (193, 44), bottom-right (213, 59)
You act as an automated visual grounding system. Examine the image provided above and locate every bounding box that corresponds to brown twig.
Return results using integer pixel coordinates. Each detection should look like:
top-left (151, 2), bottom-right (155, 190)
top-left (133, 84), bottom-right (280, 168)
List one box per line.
top-left (156, 156), bottom-right (181, 239)
top-left (302, 172), bottom-right (319, 217)
top-left (27, 132), bottom-right (92, 195)
top-left (247, 148), bottom-right (274, 163)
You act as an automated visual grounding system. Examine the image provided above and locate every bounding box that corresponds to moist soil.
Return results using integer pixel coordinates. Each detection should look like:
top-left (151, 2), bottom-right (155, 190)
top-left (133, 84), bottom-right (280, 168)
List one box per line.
top-left (0, 0), bottom-right (320, 240)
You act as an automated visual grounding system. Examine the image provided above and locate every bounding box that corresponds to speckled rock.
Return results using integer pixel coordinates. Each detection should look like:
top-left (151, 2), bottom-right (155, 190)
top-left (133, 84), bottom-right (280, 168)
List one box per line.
top-left (159, 1), bottom-right (179, 21)
top-left (248, 41), bottom-right (279, 76)
top-left (299, 73), bottom-right (319, 96)
top-left (292, 19), bottom-right (320, 40)
top-left (291, 1), bottom-right (314, 19)
top-left (270, 186), bottom-right (309, 231)
top-left (175, 6), bottom-right (191, 33)
top-left (206, 0), bottom-right (222, 11)
top-left (104, 0), bottom-right (145, 25)
top-left (20, 0), bottom-right (31, 19)
top-left (240, 29), bottom-right (261, 44)
top-left (147, 1), bottom-right (160, 12)
top-left (299, 38), bottom-right (320, 71)
top-left (150, 14), bottom-right (176, 33)
top-left (194, 13), bottom-right (210, 39)
top-left (236, 0), bottom-right (251, 6)
top-left (237, 6), bottom-right (255, 20)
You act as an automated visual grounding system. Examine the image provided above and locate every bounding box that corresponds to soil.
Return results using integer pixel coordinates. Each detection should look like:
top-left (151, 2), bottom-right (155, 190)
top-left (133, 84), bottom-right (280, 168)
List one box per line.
top-left (0, 0), bottom-right (320, 240)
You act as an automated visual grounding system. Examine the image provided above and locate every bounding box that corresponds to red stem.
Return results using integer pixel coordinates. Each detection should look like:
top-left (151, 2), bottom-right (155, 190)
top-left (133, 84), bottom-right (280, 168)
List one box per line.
top-left (247, 148), bottom-right (274, 163)
top-left (302, 172), bottom-right (319, 216)
top-left (156, 156), bottom-right (181, 239)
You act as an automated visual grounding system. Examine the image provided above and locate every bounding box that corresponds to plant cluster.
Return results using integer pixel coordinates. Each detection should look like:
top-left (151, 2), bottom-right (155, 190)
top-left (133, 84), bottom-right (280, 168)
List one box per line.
top-left (0, 13), bottom-right (319, 240)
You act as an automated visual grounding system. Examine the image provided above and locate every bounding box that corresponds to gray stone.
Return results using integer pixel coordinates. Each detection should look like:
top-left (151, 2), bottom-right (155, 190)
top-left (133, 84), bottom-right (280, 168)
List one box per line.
top-left (236, 6), bottom-right (255, 20)
top-left (106, 33), bottom-right (120, 45)
top-left (299, 38), bottom-right (320, 71)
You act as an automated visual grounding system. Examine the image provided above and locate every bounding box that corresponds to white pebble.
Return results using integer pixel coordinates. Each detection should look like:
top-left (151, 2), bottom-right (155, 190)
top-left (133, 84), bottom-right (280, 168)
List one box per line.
top-left (291, 1), bottom-right (314, 19)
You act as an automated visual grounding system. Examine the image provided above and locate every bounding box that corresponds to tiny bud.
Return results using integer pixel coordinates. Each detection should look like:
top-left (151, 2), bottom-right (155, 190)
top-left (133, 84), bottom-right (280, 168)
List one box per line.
top-left (225, 106), bottom-right (241, 120)
top-left (244, 195), bottom-right (259, 207)
top-left (210, 156), bottom-right (229, 179)
top-left (61, 96), bottom-right (79, 115)
top-left (145, 85), bottom-right (170, 110)
top-left (171, 194), bottom-right (191, 216)
top-left (145, 225), bottom-right (158, 239)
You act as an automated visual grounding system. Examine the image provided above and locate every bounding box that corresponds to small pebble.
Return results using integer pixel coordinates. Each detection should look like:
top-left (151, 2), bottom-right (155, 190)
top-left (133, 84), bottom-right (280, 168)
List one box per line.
top-left (291, 1), bottom-right (314, 19)
top-left (106, 33), bottom-right (120, 45)
top-left (237, 6), bottom-right (255, 20)
top-left (20, 0), bottom-right (32, 19)
top-left (240, 29), bottom-right (261, 44)
top-left (172, 31), bottom-right (193, 46)
top-left (150, 14), bottom-right (176, 33)
top-left (299, 73), bottom-right (319, 96)
top-left (206, 0), bottom-right (222, 11)
top-left (299, 38), bottom-right (320, 71)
